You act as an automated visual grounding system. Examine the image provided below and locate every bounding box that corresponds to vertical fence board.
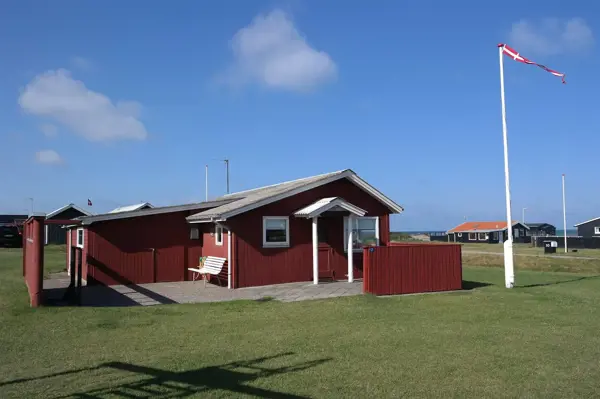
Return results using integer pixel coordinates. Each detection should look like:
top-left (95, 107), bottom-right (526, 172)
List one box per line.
top-left (363, 243), bottom-right (462, 296)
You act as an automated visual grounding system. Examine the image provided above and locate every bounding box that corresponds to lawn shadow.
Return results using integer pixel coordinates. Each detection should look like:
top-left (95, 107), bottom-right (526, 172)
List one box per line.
top-left (462, 280), bottom-right (492, 290)
top-left (1, 352), bottom-right (330, 398)
top-left (518, 275), bottom-right (600, 288)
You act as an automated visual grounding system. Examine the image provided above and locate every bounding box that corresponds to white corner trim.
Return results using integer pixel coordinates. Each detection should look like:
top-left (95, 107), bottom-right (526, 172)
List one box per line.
top-left (262, 216), bottom-right (290, 248)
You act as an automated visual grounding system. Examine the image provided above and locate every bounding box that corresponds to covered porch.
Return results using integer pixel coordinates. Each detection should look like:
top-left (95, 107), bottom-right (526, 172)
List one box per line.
top-left (294, 197), bottom-right (370, 285)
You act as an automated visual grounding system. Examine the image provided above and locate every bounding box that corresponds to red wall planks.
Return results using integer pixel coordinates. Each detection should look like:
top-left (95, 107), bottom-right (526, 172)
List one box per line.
top-left (228, 178), bottom-right (393, 288)
top-left (85, 211), bottom-right (202, 286)
top-left (22, 216), bottom-right (44, 307)
top-left (363, 244), bottom-right (462, 295)
top-left (196, 224), bottom-right (229, 285)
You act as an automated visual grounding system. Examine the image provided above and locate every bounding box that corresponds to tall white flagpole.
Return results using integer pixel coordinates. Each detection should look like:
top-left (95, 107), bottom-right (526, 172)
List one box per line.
top-left (499, 45), bottom-right (515, 288)
top-left (562, 174), bottom-right (568, 253)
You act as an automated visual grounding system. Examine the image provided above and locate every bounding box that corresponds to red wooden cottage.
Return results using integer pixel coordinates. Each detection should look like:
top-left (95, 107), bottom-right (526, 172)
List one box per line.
top-left (67, 169), bottom-right (403, 288)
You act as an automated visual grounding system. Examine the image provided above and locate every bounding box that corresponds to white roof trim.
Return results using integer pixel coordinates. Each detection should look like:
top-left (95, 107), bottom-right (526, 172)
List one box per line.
top-left (218, 170), bottom-right (404, 221)
top-left (574, 216), bottom-right (600, 227)
top-left (109, 202), bottom-right (154, 213)
top-left (294, 197), bottom-right (366, 219)
top-left (46, 203), bottom-right (92, 219)
top-left (80, 199), bottom-right (234, 226)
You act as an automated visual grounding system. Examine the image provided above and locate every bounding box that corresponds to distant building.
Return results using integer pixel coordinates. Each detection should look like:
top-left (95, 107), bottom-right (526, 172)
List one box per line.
top-left (526, 223), bottom-right (556, 237)
top-left (109, 202), bottom-right (153, 213)
top-left (447, 221), bottom-right (530, 244)
top-left (0, 214), bottom-right (28, 225)
top-left (574, 217), bottom-right (600, 238)
top-left (45, 204), bottom-right (92, 245)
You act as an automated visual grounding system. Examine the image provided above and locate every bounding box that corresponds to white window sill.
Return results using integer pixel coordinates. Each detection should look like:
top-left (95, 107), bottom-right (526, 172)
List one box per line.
top-left (263, 243), bottom-right (289, 248)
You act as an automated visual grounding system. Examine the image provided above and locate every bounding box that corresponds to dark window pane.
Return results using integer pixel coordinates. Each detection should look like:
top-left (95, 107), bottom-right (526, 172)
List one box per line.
top-left (266, 229), bottom-right (286, 242)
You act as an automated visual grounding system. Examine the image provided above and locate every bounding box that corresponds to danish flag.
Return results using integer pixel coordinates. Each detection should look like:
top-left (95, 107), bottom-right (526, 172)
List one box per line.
top-left (498, 44), bottom-right (566, 84)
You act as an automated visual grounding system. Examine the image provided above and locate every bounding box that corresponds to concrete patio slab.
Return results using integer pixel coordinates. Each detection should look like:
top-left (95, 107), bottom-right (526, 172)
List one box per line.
top-left (43, 274), bottom-right (363, 307)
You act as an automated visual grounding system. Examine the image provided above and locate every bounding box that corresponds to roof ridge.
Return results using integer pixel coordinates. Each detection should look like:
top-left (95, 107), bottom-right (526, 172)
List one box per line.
top-left (220, 169), bottom-right (349, 198)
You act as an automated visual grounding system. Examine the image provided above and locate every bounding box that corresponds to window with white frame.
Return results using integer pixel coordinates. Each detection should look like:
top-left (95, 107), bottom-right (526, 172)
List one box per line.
top-left (76, 228), bottom-right (84, 248)
top-left (468, 232), bottom-right (477, 240)
top-left (595, 226), bottom-right (600, 235)
top-left (215, 225), bottom-right (223, 246)
top-left (344, 216), bottom-right (379, 252)
top-left (457, 233), bottom-right (462, 237)
top-left (263, 217), bottom-right (289, 247)
top-left (478, 232), bottom-right (487, 241)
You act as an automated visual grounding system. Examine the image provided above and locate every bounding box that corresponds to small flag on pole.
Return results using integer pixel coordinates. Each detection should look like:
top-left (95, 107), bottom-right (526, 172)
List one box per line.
top-left (87, 199), bottom-right (93, 206)
top-left (498, 43), bottom-right (566, 83)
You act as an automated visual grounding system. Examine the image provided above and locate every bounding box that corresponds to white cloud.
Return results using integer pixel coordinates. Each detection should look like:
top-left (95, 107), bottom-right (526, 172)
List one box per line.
top-left (19, 69), bottom-right (147, 141)
top-left (223, 9), bottom-right (337, 91)
top-left (70, 56), bottom-right (93, 71)
top-left (509, 18), bottom-right (594, 56)
top-left (35, 149), bottom-right (63, 165)
top-left (39, 123), bottom-right (58, 137)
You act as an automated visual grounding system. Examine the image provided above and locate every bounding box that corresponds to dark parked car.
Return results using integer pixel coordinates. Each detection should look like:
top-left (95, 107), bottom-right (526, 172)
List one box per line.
top-left (0, 224), bottom-right (22, 248)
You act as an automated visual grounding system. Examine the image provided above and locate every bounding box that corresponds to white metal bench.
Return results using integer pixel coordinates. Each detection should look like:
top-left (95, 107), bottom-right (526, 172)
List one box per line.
top-left (188, 256), bottom-right (227, 287)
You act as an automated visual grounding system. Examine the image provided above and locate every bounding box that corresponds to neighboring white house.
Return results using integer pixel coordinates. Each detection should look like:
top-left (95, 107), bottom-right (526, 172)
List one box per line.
top-left (109, 202), bottom-right (154, 213)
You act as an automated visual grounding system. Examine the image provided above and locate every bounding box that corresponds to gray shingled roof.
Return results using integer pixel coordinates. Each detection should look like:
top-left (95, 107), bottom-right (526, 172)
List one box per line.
top-left (187, 169), bottom-right (403, 222)
top-left (79, 199), bottom-right (236, 226)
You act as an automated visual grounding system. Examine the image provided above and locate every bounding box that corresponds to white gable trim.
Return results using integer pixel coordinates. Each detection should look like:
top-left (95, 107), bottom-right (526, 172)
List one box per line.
top-left (574, 216), bottom-right (600, 227)
top-left (294, 197), bottom-right (367, 219)
top-left (220, 170), bottom-right (403, 220)
top-left (46, 203), bottom-right (92, 219)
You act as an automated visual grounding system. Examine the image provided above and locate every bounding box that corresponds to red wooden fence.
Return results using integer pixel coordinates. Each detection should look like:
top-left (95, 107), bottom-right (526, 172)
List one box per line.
top-left (22, 216), bottom-right (45, 307)
top-left (363, 243), bottom-right (462, 295)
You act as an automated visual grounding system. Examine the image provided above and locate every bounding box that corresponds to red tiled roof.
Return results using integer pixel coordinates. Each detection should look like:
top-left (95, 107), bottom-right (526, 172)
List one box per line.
top-left (448, 221), bottom-right (519, 233)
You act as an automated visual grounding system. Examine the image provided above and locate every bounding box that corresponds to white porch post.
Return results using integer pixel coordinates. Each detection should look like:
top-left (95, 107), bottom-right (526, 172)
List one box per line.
top-left (67, 228), bottom-right (71, 276)
top-left (227, 229), bottom-right (232, 289)
top-left (347, 215), bottom-right (354, 283)
top-left (312, 217), bottom-right (319, 284)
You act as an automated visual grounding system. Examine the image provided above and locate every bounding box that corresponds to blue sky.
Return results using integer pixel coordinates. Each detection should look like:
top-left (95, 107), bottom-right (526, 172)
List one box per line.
top-left (1, 0), bottom-right (598, 230)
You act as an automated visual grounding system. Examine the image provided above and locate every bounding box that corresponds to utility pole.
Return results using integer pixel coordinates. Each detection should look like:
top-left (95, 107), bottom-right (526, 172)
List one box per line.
top-left (28, 197), bottom-right (34, 216)
top-left (205, 164), bottom-right (209, 201)
top-left (224, 159), bottom-right (230, 194)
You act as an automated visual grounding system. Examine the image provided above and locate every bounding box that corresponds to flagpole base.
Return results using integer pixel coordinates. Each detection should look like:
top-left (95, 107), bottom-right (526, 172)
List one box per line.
top-left (504, 239), bottom-right (515, 288)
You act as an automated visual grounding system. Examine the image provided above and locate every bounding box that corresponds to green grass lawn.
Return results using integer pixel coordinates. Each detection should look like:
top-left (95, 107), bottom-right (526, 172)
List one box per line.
top-left (2, 248), bottom-right (600, 398)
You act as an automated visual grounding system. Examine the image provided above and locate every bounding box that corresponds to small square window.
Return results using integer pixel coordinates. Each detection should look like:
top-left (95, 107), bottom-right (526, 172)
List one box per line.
top-left (478, 233), bottom-right (487, 241)
top-left (190, 227), bottom-right (200, 240)
top-left (468, 233), bottom-right (477, 240)
top-left (263, 217), bottom-right (289, 247)
top-left (595, 227), bottom-right (600, 235)
top-left (76, 228), bottom-right (84, 248)
top-left (344, 216), bottom-right (379, 252)
top-left (215, 225), bottom-right (223, 246)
